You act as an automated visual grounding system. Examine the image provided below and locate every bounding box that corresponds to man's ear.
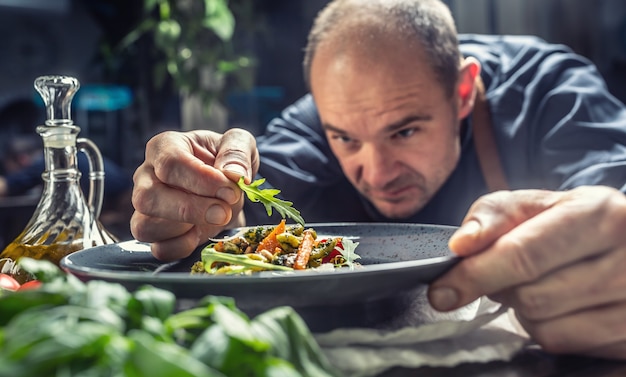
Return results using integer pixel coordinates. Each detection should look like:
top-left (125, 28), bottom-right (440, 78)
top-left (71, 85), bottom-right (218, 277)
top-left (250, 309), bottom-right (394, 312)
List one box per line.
top-left (456, 57), bottom-right (481, 120)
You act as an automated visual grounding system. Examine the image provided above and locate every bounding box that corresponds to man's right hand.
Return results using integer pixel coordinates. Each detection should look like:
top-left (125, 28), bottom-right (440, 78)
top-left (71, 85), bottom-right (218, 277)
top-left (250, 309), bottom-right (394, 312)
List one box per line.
top-left (130, 128), bottom-right (259, 261)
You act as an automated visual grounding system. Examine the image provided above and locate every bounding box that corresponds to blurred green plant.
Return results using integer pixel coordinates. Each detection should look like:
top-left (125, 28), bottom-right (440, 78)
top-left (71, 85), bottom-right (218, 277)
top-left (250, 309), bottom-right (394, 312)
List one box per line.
top-left (118, 0), bottom-right (258, 114)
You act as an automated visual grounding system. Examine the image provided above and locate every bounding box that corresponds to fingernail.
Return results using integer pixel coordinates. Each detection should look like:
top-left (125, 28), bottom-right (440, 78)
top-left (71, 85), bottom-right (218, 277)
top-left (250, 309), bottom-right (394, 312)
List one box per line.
top-left (223, 163), bottom-right (247, 180)
top-left (216, 187), bottom-right (237, 204)
top-left (430, 287), bottom-right (460, 311)
top-left (457, 220), bottom-right (481, 238)
top-left (205, 205), bottom-right (227, 224)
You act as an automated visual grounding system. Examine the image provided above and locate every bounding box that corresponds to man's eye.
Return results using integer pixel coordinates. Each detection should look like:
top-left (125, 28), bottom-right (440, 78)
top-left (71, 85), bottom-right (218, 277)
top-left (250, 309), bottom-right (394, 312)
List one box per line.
top-left (394, 128), bottom-right (417, 139)
top-left (332, 134), bottom-right (354, 144)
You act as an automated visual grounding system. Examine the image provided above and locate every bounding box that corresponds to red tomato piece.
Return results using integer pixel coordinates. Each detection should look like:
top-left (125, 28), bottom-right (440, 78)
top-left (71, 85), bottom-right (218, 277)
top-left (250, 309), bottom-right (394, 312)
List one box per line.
top-left (320, 239), bottom-right (344, 264)
top-left (18, 280), bottom-right (42, 290)
top-left (321, 250), bottom-right (342, 264)
top-left (0, 273), bottom-right (21, 291)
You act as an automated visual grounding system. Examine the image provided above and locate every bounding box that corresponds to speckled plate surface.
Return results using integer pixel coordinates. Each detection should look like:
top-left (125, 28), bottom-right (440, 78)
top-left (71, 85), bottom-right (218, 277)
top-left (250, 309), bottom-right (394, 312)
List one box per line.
top-left (61, 223), bottom-right (459, 331)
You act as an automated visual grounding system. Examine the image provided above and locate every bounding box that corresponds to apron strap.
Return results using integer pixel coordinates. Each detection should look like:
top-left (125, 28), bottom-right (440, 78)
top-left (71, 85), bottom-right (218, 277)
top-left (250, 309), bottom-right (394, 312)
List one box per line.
top-left (472, 77), bottom-right (509, 191)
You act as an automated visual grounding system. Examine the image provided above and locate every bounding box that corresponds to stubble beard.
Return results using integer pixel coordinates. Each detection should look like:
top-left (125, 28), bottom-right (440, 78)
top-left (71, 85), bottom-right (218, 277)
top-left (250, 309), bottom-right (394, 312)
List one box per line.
top-left (357, 175), bottom-right (432, 219)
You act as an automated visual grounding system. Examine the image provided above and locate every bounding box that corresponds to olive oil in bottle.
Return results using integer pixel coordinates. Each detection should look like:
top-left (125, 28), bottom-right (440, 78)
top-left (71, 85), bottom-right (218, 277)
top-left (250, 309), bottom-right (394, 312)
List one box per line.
top-left (0, 75), bottom-right (117, 283)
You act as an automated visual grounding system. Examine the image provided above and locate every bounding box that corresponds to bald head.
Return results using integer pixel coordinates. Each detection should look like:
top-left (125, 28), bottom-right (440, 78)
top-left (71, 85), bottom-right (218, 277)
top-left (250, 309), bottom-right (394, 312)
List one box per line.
top-left (303, 0), bottom-right (460, 98)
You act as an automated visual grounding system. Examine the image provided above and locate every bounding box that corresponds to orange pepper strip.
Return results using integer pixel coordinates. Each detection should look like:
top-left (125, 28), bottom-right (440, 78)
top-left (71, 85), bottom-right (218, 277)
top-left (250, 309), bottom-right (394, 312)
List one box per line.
top-left (294, 229), bottom-right (315, 270)
top-left (257, 219), bottom-right (286, 253)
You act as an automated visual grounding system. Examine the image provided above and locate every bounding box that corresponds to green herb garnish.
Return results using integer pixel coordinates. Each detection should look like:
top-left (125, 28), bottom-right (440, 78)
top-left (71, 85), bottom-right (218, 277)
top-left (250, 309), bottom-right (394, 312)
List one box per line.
top-left (338, 239), bottom-right (361, 270)
top-left (238, 177), bottom-right (305, 225)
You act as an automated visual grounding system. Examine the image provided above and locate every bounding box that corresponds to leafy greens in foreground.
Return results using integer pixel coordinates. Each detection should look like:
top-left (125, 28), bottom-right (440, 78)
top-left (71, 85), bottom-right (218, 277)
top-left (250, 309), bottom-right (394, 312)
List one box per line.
top-left (0, 258), bottom-right (342, 377)
top-left (238, 177), bottom-right (305, 225)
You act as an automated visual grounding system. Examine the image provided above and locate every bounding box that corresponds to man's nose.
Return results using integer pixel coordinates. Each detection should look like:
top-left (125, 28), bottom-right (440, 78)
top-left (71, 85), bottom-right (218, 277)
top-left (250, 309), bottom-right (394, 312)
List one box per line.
top-left (359, 144), bottom-right (395, 186)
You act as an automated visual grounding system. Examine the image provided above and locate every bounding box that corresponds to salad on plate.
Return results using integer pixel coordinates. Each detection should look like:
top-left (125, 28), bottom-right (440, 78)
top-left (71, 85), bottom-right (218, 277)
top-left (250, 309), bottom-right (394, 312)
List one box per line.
top-left (191, 177), bottom-right (360, 275)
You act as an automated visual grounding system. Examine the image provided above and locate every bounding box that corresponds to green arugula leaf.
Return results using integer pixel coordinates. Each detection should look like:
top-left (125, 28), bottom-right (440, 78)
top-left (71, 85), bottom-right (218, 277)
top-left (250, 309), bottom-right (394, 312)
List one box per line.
top-left (237, 177), bottom-right (305, 225)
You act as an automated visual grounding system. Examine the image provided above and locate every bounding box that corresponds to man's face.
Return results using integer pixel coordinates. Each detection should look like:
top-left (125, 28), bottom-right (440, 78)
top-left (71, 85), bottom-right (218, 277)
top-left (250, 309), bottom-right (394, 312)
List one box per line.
top-left (310, 32), bottom-right (463, 219)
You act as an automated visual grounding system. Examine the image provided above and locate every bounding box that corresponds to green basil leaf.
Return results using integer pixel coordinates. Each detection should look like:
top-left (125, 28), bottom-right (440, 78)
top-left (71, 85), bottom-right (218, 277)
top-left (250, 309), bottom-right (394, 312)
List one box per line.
top-left (126, 330), bottom-right (224, 377)
top-left (251, 307), bottom-right (343, 377)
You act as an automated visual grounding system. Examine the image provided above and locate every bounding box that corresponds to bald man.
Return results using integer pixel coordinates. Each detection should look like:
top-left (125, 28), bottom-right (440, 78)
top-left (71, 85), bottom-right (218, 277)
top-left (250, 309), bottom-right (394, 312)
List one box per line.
top-left (131, 0), bottom-right (626, 359)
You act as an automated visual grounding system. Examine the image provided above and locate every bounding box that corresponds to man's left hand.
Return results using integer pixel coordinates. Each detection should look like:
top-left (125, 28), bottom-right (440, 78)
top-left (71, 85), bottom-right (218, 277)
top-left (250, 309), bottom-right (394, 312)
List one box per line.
top-left (428, 186), bottom-right (626, 359)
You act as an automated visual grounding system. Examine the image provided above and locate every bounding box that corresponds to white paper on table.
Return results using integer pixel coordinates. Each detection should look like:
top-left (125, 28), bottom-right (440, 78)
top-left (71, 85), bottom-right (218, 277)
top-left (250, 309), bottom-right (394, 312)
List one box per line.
top-left (314, 288), bottom-right (531, 377)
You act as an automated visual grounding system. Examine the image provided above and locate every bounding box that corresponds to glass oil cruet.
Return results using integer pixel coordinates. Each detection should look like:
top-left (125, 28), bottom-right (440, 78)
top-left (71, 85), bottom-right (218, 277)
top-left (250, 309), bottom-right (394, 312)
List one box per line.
top-left (0, 75), bottom-right (117, 283)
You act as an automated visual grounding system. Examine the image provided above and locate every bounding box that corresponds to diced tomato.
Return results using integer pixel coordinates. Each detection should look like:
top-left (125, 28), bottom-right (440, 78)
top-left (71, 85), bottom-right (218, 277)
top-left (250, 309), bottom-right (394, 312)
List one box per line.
top-left (320, 239), bottom-right (344, 264)
top-left (321, 249), bottom-right (342, 264)
top-left (0, 273), bottom-right (21, 291)
top-left (18, 280), bottom-right (42, 291)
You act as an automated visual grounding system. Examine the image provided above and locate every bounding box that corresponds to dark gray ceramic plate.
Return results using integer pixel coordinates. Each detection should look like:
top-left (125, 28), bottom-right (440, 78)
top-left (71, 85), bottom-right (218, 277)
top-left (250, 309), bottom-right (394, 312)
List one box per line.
top-left (61, 223), bottom-right (459, 331)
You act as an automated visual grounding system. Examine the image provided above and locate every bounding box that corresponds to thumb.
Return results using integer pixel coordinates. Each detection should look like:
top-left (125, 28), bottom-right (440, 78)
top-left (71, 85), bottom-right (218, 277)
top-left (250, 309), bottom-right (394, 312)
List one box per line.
top-left (448, 219), bottom-right (487, 256)
top-left (214, 128), bottom-right (259, 184)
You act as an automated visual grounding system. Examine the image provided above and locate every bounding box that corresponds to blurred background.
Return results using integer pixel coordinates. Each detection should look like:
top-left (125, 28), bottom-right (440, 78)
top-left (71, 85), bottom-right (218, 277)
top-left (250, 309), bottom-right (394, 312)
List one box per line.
top-left (0, 0), bottom-right (625, 246)
top-left (0, 0), bottom-right (625, 170)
